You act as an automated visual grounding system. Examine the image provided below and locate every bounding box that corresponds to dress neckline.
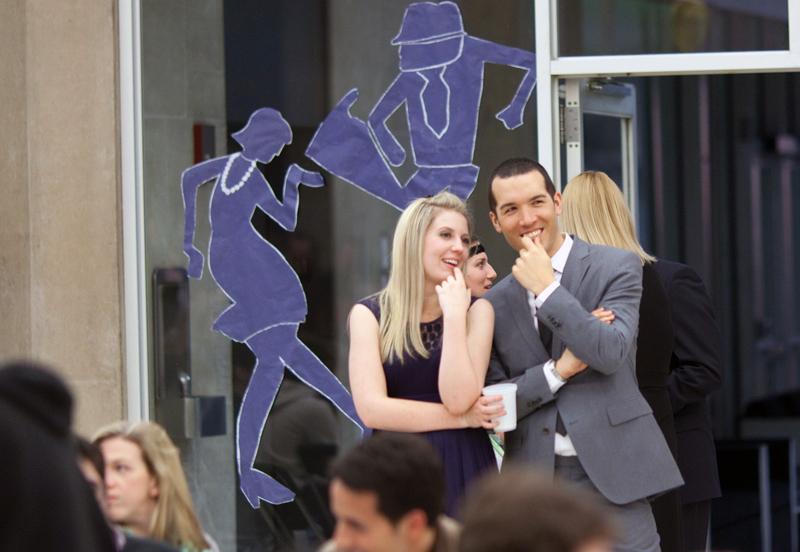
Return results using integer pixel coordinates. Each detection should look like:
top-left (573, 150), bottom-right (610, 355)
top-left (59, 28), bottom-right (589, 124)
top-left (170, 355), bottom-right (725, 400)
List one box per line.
top-left (421, 315), bottom-right (442, 326)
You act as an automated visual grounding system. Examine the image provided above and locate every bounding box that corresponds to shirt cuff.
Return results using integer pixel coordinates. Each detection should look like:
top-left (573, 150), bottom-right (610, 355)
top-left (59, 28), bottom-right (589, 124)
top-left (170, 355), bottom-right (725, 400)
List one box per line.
top-left (534, 281), bottom-right (560, 308)
top-left (543, 360), bottom-right (566, 393)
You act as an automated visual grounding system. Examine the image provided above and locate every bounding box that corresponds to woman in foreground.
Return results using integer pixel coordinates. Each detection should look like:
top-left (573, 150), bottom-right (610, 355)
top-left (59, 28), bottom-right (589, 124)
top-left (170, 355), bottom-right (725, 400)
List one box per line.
top-left (94, 421), bottom-right (218, 552)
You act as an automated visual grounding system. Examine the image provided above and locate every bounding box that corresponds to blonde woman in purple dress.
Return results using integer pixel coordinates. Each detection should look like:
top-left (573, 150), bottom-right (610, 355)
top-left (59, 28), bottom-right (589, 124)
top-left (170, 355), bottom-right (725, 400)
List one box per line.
top-left (348, 191), bottom-right (502, 515)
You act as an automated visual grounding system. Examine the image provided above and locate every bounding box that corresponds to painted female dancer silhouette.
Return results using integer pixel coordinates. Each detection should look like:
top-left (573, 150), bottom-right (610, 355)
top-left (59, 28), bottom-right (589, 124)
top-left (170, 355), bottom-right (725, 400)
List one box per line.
top-left (181, 108), bottom-right (365, 507)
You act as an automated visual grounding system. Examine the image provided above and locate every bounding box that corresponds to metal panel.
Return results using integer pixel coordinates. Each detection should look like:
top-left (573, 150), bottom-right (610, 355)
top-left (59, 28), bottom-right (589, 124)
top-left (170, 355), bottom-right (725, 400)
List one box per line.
top-left (564, 80), bottom-right (582, 182)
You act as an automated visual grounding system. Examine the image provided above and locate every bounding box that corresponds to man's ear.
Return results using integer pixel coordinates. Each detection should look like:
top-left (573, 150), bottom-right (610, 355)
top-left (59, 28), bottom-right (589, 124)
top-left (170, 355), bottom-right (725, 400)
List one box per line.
top-left (398, 509), bottom-right (428, 540)
top-left (489, 210), bottom-right (502, 233)
top-left (552, 191), bottom-right (563, 215)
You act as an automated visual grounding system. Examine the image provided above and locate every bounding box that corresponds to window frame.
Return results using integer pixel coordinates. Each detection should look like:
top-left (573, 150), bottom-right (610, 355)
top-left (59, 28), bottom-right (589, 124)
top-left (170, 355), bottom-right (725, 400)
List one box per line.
top-left (535, 0), bottom-right (800, 183)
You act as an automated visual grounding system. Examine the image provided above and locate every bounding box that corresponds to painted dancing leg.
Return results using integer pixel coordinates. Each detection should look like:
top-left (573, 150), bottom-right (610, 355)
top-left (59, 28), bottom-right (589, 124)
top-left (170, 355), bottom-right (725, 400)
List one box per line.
top-left (274, 324), bottom-right (367, 436)
top-left (238, 329), bottom-right (294, 507)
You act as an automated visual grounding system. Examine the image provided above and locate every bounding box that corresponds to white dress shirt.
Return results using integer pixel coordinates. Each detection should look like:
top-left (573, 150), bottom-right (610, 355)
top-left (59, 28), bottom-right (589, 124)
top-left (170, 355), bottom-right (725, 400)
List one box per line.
top-left (526, 233), bottom-right (578, 456)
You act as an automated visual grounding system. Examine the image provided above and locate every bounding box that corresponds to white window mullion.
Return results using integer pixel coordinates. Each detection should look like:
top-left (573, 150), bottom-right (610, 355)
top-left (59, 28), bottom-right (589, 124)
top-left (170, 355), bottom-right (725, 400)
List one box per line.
top-left (119, 0), bottom-right (149, 422)
top-left (535, 0), bottom-right (557, 183)
top-left (790, 0), bottom-right (800, 55)
top-left (552, 50), bottom-right (800, 78)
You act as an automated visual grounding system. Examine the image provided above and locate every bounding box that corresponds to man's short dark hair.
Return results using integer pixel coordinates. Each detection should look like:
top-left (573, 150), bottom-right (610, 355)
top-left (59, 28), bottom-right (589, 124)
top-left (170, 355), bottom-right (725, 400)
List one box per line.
top-left (329, 433), bottom-right (444, 527)
top-left (75, 435), bottom-right (105, 479)
top-left (488, 157), bottom-right (557, 212)
top-left (459, 466), bottom-right (615, 552)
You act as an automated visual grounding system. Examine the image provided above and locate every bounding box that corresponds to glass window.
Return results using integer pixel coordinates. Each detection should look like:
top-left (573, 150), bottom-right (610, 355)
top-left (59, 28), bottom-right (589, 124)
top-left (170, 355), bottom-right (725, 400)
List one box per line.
top-left (557, 0), bottom-right (789, 56)
top-left (583, 113), bottom-right (624, 186)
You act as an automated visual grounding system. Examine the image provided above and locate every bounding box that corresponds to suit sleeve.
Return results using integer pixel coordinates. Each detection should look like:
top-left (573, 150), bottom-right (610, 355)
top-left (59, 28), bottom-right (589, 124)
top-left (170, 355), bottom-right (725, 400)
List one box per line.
top-left (487, 344), bottom-right (556, 419)
top-left (485, 291), bottom-right (557, 420)
top-left (537, 252), bottom-right (643, 375)
top-left (666, 266), bottom-right (722, 414)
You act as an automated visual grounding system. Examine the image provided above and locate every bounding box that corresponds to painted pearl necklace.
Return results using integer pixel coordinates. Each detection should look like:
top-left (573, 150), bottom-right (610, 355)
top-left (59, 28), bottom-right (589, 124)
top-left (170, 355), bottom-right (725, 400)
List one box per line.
top-left (220, 153), bottom-right (257, 195)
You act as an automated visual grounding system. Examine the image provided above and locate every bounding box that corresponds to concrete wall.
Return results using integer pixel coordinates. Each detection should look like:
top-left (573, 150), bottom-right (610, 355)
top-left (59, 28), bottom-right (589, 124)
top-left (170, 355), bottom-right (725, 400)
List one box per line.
top-left (0, 0), bottom-right (124, 435)
top-left (0, 0), bottom-right (32, 360)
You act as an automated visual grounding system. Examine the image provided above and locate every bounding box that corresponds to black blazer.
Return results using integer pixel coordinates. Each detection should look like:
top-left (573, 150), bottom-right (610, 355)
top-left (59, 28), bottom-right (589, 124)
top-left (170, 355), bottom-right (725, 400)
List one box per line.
top-left (638, 263), bottom-right (684, 552)
top-left (637, 263), bottom-right (678, 453)
top-left (654, 259), bottom-right (722, 504)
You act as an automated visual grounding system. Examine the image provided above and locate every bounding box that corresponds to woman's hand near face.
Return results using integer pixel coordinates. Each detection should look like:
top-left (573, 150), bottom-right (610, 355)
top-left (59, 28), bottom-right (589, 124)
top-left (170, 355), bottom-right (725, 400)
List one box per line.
top-left (435, 267), bottom-right (471, 320)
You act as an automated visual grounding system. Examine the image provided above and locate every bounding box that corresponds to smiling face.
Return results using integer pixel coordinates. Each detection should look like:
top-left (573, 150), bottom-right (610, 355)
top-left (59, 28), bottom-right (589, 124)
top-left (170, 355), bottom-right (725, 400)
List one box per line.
top-left (489, 170), bottom-right (564, 256)
top-left (100, 437), bottom-right (159, 536)
top-left (422, 209), bottom-right (470, 285)
top-left (464, 251), bottom-right (497, 297)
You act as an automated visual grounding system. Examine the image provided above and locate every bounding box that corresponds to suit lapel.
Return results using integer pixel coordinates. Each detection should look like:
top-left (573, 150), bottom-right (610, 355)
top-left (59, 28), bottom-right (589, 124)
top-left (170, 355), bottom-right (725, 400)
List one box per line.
top-left (560, 236), bottom-right (591, 293)
top-left (551, 236), bottom-right (591, 356)
top-left (506, 277), bottom-right (548, 357)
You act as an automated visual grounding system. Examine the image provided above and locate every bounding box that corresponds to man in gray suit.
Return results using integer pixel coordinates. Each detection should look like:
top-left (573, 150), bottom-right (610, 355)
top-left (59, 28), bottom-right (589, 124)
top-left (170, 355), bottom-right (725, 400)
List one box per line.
top-left (484, 158), bottom-right (683, 552)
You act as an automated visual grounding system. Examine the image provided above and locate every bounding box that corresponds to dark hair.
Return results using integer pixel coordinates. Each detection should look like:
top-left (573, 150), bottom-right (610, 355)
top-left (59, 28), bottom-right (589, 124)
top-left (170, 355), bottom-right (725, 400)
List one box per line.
top-left (488, 157), bottom-right (556, 212)
top-left (75, 435), bottom-right (105, 479)
top-left (468, 241), bottom-right (485, 258)
top-left (329, 433), bottom-right (444, 527)
top-left (459, 466), bottom-right (615, 552)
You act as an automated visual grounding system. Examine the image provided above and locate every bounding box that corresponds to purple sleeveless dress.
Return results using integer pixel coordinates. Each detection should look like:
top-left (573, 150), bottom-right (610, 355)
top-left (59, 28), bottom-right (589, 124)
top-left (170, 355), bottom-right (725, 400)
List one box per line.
top-left (358, 296), bottom-right (496, 515)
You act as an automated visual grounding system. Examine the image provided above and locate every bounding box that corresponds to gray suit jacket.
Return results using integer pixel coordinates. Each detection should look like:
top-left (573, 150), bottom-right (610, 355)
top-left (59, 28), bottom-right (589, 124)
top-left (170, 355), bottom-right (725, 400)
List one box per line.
top-left (486, 237), bottom-right (683, 505)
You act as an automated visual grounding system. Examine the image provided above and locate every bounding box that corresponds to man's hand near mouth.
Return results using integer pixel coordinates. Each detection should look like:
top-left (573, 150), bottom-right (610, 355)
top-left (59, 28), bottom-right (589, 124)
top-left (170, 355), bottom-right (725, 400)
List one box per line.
top-left (511, 234), bottom-right (555, 296)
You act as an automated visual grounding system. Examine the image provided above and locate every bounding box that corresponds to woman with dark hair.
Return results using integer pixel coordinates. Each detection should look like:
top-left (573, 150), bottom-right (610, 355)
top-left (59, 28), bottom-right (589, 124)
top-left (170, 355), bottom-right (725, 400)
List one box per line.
top-left (464, 240), bottom-right (497, 298)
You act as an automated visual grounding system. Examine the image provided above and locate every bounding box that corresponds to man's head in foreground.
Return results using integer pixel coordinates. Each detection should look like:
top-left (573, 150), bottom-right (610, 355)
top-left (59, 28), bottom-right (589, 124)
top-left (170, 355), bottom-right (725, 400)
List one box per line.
top-left (328, 433), bottom-right (446, 552)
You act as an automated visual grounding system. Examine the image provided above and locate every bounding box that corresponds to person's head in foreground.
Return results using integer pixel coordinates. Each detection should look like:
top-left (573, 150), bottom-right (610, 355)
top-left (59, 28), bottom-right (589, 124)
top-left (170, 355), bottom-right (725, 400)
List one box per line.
top-left (327, 432), bottom-right (451, 552)
top-left (559, 170), bottom-right (654, 265)
top-left (459, 466), bottom-right (615, 552)
top-left (93, 421), bottom-right (209, 551)
top-left (463, 240), bottom-right (497, 297)
top-left (0, 361), bottom-right (116, 551)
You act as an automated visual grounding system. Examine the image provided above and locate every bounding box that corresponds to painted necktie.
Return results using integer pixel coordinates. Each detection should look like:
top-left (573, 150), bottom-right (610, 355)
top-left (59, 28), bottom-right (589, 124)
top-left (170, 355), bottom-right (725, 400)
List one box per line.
top-left (420, 68), bottom-right (449, 136)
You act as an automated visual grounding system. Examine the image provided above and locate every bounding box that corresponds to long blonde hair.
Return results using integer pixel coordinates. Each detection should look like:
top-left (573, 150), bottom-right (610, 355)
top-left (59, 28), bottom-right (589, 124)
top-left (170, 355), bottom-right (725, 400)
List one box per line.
top-left (378, 191), bottom-right (472, 363)
top-left (560, 171), bottom-right (655, 265)
top-left (93, 421), bottom-right (210, 551)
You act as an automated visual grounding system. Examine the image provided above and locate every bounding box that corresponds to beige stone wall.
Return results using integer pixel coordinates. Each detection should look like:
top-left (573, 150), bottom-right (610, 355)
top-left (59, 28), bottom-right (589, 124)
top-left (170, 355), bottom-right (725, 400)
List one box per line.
top-left (0, 0), bottom-right (124, 435)
top-left (0, 0), bottom-right (32, 359)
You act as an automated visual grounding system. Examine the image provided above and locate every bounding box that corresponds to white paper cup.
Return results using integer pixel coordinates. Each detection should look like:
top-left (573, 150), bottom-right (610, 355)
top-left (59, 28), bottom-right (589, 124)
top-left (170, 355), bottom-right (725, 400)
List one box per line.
top-left (482, 383), bottom-right (517, 432)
